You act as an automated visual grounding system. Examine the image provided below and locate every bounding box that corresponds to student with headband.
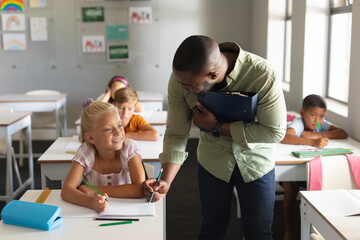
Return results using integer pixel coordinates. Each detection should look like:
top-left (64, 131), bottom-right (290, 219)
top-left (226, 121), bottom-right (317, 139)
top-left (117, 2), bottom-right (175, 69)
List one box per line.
top-left (99, 76), bottom-right (144, 112)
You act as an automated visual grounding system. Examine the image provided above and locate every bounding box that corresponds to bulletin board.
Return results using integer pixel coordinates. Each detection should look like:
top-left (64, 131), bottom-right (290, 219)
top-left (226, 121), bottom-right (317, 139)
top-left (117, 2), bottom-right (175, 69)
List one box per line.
top-left (75, 0), bottom-right (159, 68)
top-left (0, 0), bottom-right (56, 69)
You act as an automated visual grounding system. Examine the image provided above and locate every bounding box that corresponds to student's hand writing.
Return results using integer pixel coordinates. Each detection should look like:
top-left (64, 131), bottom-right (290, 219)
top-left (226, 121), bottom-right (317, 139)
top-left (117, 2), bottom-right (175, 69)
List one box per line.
top-left (301, 130), bottom-right (323, 139)
top-left (142, 178), bottom-right (168, 202)
top-left (78, 184), bottom-right (97, 196)
top-left (91, 193), bottom-right (109, 212)
top-left (193, 102), bottom-right (217, 130)
top-left (311, 138), bottom-right (329, 148)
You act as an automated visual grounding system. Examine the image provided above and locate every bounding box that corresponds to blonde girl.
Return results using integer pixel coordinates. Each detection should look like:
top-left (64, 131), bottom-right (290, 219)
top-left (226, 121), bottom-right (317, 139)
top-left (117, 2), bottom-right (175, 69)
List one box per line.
top-left (61, 99), bottom-right (145, 212)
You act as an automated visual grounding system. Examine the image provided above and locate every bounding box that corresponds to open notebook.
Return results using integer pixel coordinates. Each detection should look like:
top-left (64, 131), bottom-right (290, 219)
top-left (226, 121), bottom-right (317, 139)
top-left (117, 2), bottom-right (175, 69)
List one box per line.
top-left (40, 191), bottom-right (155, 218)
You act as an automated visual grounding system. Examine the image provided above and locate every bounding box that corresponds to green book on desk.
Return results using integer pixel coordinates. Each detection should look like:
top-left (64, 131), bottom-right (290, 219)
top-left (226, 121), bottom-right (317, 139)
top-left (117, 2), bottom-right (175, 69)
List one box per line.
top-left (291, 148), bottom-right (353, 158)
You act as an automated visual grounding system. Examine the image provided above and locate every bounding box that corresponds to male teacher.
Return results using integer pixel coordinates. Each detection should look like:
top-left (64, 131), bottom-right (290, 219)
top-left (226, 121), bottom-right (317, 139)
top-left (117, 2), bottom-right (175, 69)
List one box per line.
top-left (143, 35), bottom-right (287, 239)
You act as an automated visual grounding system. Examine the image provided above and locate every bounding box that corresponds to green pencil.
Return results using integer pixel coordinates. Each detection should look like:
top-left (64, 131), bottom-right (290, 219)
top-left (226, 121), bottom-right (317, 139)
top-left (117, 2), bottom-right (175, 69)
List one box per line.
top-left (99, 220), bottom-right (133, 227)
top-left (84, 179), bottom-right (108, 201)
top-left (316, 121), bottom-right (324, 138)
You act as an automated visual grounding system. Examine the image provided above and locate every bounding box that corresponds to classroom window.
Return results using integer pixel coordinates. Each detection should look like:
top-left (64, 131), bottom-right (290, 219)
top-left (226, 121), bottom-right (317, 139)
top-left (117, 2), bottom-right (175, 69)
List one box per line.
top-left (326, 0), bottom-right (352, 103)
top-left (283, 0), bottom-right (292, 84)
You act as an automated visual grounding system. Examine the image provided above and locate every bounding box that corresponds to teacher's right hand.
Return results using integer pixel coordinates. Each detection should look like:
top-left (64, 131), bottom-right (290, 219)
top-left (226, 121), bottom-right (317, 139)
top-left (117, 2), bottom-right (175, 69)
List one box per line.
top-left (142, 179), bottom-right (169, 202)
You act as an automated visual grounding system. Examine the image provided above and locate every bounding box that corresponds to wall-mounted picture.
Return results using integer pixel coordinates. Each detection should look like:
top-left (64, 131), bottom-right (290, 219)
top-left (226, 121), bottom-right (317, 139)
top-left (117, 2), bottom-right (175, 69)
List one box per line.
top-left (1, 14), bottom-right (25, 31)
top-left (2, 33), bottom-right (26, 51)
top-left (129, 6), bottom-right (152, 24)
top-left (30, 17), bottom-right (48, 41)
top-left (108, 45), bottom-right (129, 61)
top-left (29, 0), bottom-right (47, 8)
top-left (82, 7), bottom-right (104, 22)
top-left (1, 0), bottom-right (24, 11)
top-left (82, 35), bottom-right (105, 53)
top-left (106, 25), bottom-right (128, 41)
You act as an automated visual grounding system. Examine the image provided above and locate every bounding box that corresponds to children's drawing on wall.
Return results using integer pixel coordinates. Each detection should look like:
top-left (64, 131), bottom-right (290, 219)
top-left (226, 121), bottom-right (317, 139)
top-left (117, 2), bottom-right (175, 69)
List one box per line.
top-left (129, 6), bottom-right (152, 24)
top-left (30, 17), bottom-right (48, 41)
top-left (29, 0), bottom-right (47, 8)
top-left (0, 0), bottom-right (24, 11)
top-left (106, 25), bottom-right (129, 41)
top-left (1, 14), bottom-right (25, 31)
top-left (107, 45), bottom-right (129, 62)
top-left (82, 35), bottom-right (105, 53)
top-left (2, 33), bottom-right (26, 51)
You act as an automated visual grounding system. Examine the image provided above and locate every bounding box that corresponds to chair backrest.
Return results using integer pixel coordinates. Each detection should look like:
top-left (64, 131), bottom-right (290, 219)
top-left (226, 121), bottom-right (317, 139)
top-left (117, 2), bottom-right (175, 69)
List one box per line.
top-left (0, 106), bottom-right (14, 113)
top-left (143, 163), bottom-right (154, 179)
top-left (26, 90), bottom-right (61, 96)
top-left (306, 155), bottom-right (357, 190)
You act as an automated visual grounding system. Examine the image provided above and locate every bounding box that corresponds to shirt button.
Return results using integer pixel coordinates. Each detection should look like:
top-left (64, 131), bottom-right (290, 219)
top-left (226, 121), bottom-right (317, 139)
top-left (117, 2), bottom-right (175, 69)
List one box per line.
top-left (107, 176), bottom-right (111, 179)
top-left (107, 182), bottom-right (112, 186)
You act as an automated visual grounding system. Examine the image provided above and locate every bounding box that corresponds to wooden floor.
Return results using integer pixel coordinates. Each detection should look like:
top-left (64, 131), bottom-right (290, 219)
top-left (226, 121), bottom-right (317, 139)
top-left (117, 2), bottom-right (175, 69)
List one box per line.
top-left (0, 139), bottom-right (300, 240)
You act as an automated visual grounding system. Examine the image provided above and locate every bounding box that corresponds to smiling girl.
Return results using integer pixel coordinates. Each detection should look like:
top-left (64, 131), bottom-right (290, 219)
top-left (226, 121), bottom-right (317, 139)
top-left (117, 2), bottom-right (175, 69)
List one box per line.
top-left (61, 99), bottom-right (145, 212)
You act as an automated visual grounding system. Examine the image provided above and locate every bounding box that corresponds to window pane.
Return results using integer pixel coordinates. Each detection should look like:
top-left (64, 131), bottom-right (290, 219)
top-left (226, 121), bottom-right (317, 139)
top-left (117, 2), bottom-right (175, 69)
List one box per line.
top-left (332, 0), bottom-right (350, 8)
top-left (284, 20), bottom-right (292, 83)
top-left (328, 13), bottom-right (352, 103)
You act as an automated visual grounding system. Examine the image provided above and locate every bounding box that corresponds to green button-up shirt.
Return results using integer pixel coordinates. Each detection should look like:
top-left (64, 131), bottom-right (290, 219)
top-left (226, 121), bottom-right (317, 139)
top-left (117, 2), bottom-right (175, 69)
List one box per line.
top-left (160, 42), bottom-right (287, 183)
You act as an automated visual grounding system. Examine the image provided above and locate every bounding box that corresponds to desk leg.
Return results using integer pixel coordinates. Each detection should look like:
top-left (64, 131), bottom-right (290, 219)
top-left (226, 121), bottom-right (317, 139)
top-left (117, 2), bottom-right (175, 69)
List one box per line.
top-left (6, 133), bottom-right (13, 202)
top-left (25, 125), bottom-right (34, 189)
top-left (55, 107), bottom-right (61, 138)
top-left (300, 198), bottom-right (310, 240)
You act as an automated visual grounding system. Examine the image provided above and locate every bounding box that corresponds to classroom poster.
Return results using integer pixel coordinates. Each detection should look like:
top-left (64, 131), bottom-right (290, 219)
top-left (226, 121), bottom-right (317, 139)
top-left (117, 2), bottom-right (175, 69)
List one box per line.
top-left (129, 6), bottom-right (152, 24)
top-left (29, 0), bottom-right (47, 8)
top-left (1, 14), bottom-right (25, 31)
top-left (30, 17), bottom-right (48, 41)
top-left (82, 7), bottom-right (104, 22)
top-left (107, 45), bottom-right (129, 61)
top-left (2, 33), bottom-right (26, 50)
top-left (82, 35), bottom-right (105, 53)
top-left (106, 25), bottom-right (129, 41)
top-left (0, 0), bottom-right (24, 11)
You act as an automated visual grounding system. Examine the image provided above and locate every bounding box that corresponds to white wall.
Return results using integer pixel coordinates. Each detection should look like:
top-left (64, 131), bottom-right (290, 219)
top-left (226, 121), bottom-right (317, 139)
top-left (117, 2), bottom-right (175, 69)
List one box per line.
top-left (0, 0), bottom-right (252, 137)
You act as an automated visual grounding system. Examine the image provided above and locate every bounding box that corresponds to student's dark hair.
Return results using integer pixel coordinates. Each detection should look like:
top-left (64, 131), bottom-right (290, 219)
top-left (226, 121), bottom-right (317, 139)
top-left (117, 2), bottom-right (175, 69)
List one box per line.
top-left (108, 75), bottom-right (129, 88)
top-left (302, 94), bottom-right (327, 110)
top-left (173, 35), bottom-right (217, 74)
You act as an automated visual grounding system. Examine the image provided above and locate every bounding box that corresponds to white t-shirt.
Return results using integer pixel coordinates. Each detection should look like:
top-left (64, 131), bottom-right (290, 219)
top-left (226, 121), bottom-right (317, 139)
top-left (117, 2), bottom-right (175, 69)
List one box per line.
top-left (287, 117), bottom-right (331, 137)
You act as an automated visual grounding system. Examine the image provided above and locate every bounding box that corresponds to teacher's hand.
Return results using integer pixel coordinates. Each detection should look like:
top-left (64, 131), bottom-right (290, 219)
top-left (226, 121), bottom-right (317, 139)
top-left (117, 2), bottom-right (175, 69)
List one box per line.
top-left (142, 178), bottom-right (169, 202)
top-left (193, 102), bottom-right (217, 130)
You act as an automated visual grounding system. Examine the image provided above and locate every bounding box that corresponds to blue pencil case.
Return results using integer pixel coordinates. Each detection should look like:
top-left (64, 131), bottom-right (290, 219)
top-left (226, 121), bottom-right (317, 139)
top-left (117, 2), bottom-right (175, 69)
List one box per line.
top-left (1, 200), bottom-right (63, 231)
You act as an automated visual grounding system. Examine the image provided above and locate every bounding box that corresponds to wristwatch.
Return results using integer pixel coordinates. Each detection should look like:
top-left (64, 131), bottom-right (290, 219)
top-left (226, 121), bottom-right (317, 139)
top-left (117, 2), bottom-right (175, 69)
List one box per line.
top-left (211, 121), bottom-right (223, 137)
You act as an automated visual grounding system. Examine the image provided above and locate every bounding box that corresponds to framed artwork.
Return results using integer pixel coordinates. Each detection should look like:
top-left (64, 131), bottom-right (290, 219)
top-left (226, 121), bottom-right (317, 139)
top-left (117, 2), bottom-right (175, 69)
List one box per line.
top-left (29, 0), bottom-right (47, 8)
top-left (129, 6), bottom-right (152, 24)
top-left (82, 7), bottom-right (104, 22)
top-left (82, 35), bottom-right (105, 53)
top-left (107, 45), bottom-right (129, 61)
top-left (106, 25), bottom-right (128, 41)
top-left (1, 14), bottom-right (25, 31)
top-left (30, 17), bottom-right (48, 41)
top-left (2, 33), bottom-right (26, 51)
top-left (0, 0), bottom-right (24, 11)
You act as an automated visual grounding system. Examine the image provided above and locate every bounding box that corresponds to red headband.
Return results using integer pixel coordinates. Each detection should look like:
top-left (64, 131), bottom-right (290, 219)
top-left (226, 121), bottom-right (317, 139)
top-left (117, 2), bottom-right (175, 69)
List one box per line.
top-left (110, 77), bottom-right (129, 87)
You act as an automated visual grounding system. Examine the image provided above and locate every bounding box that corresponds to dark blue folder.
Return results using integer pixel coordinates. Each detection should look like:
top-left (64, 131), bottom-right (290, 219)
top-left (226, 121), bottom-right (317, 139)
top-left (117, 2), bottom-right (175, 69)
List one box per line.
top-left (197, 91), bottom-right (258, 131)
top-left (1, 200), bottom-right (63, 230)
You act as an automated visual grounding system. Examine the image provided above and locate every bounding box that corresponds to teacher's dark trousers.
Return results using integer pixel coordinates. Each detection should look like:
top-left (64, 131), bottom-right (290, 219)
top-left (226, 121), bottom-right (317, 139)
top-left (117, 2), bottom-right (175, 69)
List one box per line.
top-left (197, 163), bottom-right (275, 240)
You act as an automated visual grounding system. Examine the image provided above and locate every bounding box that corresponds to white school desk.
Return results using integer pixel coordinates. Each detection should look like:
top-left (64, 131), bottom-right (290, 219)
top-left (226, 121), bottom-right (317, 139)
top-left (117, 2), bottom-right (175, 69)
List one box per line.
top-left (74, 110), bottom-right (168, 136)
top-left (0, 112), bottom-right (34, 202)
top-left (0, 94), bottom-right (67, 138)
top-left (96, 91), bottom-right (164, 112)
top-left (273, 137), bottom-right (360, 182)
top-left (300, 190), bottom-right (360, 240)
top-left (37, 137), bottom-right (163, 189)
top-left (0, 190), bottom-right (165, 240)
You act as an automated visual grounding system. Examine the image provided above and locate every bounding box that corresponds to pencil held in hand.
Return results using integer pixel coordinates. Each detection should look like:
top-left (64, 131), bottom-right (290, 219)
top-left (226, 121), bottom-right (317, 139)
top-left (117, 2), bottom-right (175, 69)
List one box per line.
top-left (84, 179), bottom-right (108, 201)
top-left (316, 121), bottom-right (324, 138)
top-left (149, 168), bottom-right (163, 204)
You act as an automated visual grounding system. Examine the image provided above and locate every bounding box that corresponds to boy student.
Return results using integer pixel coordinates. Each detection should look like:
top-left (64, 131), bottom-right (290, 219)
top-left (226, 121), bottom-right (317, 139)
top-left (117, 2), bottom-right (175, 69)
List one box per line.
top-left (281, 94), bottom-right (348, 240)
top-left (113, 87), bottom-right (159, 141)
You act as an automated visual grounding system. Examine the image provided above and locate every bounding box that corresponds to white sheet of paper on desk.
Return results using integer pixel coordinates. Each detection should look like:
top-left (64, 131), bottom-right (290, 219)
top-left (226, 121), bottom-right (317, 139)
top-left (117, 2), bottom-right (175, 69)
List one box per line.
top-left (65, 135), bottom-right (81, 154)
top-left (99, 197), bottom-right (155, 217)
